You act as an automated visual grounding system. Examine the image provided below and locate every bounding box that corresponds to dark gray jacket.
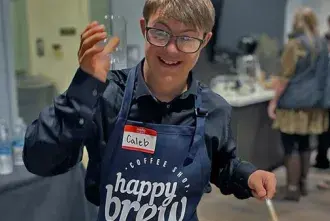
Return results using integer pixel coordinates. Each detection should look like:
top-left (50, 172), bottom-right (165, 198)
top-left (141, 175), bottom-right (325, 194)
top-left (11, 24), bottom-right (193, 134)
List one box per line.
top-left (278, 34), bottom-right (329, 109)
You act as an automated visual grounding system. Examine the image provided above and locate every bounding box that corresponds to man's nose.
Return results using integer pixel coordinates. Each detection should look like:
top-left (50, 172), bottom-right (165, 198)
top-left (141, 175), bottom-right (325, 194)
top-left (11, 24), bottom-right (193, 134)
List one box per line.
top-left (165, 38), bottom-right (179, 53)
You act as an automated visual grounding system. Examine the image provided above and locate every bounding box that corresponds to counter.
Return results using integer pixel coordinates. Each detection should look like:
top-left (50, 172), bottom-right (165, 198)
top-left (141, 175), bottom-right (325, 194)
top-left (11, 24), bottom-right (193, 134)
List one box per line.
top-left (213, 87), bottom-right (284, 171)
top-left (0, 164), bottom-right (98, 221)
top-left (222, 89), bottom-right (275, 107)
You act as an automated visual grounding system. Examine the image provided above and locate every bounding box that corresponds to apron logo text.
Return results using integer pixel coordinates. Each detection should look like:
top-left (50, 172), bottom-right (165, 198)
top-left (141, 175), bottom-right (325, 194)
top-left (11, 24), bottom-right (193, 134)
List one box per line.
top-left (128, 158), bottom-right (167, 169)
top-left (105, 172), bottom-right (187, 220)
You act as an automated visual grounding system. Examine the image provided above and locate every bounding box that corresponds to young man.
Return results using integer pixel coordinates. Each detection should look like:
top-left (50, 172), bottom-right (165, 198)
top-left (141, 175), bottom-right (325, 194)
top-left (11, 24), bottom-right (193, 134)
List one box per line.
top-left (23, 0), bottom-right (276, 220)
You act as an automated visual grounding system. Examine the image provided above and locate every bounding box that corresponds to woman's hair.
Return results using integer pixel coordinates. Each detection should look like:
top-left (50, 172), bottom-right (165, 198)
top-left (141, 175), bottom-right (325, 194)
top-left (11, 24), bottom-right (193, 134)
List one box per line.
top-left (292, 7), bottom-right (319, 40)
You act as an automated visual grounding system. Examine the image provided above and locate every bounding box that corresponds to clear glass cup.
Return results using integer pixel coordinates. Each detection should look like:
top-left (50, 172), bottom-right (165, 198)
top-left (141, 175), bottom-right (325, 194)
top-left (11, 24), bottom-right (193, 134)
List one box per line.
top-left (101, 15), bottom-right (127, 70)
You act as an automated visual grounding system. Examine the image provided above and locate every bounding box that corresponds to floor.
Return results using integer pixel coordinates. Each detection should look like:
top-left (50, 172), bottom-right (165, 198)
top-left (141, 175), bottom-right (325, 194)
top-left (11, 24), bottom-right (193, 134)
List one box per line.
top-left (197, 156), bottom-right (330, 221)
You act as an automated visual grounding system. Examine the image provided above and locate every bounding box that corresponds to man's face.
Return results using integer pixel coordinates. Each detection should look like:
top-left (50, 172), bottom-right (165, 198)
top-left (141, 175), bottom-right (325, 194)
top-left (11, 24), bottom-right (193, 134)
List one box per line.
top-left (140, 11), bottom-right (212, 79)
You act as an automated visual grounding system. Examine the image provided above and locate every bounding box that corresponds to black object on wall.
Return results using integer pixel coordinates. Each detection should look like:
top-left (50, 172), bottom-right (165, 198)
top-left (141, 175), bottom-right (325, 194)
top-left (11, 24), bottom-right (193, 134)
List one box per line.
top-left (206, 0), bottom-right (225, 62)
top-left (215, 0), bottom-right (287, 52)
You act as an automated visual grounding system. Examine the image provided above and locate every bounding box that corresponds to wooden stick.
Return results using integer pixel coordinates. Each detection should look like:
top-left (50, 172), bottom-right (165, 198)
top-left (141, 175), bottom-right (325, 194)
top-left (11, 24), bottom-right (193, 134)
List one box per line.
top-left (265, 199), bottom-right (279, 221)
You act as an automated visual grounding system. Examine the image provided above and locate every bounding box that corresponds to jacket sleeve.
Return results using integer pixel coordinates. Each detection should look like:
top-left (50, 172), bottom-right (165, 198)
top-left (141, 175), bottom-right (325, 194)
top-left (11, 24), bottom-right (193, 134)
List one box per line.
top-left (210, 107), bottom-right (257, 199)
top-left (23, 68), bottom-right (107, 176)
top-left (279, 39), bottom-right (299, 80)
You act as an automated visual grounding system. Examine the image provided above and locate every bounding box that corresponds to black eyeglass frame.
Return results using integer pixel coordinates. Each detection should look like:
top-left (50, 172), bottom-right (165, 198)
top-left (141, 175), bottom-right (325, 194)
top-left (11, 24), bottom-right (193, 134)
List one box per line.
top-left (145, 27), bottom-right (206, 53)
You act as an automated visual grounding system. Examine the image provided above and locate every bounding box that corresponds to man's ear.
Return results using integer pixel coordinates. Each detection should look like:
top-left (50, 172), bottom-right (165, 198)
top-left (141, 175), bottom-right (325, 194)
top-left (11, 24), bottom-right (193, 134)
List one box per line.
top-left (201, 32), bottom-right (213, 48)
top-left (140, 17), bottom-right (146, 37)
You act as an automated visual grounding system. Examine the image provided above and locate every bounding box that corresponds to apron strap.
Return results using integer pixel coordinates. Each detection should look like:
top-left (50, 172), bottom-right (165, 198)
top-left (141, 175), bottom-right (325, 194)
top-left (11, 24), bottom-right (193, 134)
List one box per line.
top-left (118, 66), bottom-right (138, 120)
top-left (184, 84), bottom-right (208, 165)
top-left (194, 83), bottom-right (207, 138)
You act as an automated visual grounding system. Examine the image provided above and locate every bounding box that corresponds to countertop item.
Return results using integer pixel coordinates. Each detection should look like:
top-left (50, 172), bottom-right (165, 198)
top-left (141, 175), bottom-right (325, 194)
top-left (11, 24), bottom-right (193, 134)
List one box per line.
top-left (210, 76), bottom-right (275, 107)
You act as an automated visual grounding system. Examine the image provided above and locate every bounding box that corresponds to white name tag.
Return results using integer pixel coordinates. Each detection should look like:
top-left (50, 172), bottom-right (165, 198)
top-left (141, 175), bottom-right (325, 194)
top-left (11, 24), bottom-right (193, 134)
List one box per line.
top-left (122, 125), bottom-right (157, 154)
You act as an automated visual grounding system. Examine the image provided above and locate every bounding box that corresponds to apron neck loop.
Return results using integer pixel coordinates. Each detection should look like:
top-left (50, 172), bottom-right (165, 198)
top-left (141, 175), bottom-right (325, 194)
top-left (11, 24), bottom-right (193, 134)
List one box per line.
top-left (194, 83), bottom-right (208, 119)
top-left (195, 108), bottom-right (208, 117)
top-left (184, 84), bottom-right (208, 166)
top-left (118, 65), bottom-right (138, 120)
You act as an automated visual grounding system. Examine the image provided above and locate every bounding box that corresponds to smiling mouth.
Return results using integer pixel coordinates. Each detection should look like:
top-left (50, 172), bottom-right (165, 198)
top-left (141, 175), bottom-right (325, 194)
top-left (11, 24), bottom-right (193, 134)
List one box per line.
top-left (158, 57), bottom-right (182, 66)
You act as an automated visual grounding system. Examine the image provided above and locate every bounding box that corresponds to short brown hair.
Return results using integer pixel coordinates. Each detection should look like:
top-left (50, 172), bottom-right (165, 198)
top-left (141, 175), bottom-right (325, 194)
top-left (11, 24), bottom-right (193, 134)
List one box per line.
top-left (143, 0), bottom-right (215, 33)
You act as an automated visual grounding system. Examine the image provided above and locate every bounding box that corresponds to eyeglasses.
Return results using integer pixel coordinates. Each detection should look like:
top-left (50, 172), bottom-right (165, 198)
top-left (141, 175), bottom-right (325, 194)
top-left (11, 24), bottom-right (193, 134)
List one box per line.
top-left (145, 27), bottom-right (205, 53)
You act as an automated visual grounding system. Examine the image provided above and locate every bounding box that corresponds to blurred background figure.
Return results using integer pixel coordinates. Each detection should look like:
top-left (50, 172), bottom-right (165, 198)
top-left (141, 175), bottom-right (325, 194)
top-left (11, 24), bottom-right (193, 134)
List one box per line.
top-left (315, 14), bottom-right (330, 190)
top-left (325, 15), bottom-right (330, 52)
top-left (313, 14), bottom-right (330, 171)
top-left (268, 7), bottom-right (329, 202)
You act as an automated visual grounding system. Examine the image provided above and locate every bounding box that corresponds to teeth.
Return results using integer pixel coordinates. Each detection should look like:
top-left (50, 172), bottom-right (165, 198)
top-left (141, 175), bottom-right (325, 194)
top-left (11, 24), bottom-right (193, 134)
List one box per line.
top-left (160, 58), bottom-right (179, 65)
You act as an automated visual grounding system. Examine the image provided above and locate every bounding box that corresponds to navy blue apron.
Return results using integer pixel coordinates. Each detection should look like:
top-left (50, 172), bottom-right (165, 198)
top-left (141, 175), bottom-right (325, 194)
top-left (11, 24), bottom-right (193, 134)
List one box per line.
top-left (98, 65), bottom-right (210, 221)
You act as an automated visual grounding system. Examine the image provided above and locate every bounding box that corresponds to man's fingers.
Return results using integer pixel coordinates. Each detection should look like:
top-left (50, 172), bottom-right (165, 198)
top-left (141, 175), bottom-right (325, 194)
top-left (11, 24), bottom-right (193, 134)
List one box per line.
top-left (252, 191), bottom-right (259, 199)
top-left (251, 180), bottom-right (267, 199)
top-left (78, 21), bottom-right (100, 55)
top-left (81, 25), bottom-right (105, 43)
top-left (257, 188), bottom-right (267, 199)
top-left (266, 175), bottom-right (277, 199)
top-left (79, 32), bottom-right (107, 58)
top-left (252, 190), bottom-right (267, 200)
top-left (104, 36), bottom-right (120, 54)
top-left (82, 21), bottom-right (99, 37)
top-left (79, 45), bottom-right (104, 64)
top-left (266, 188), bottom-right (276, 199)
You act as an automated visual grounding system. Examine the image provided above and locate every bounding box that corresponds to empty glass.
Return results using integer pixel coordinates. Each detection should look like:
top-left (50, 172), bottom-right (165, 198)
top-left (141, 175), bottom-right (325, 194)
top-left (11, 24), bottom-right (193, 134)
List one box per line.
top-left (101, 15), bottom-right (127, 70)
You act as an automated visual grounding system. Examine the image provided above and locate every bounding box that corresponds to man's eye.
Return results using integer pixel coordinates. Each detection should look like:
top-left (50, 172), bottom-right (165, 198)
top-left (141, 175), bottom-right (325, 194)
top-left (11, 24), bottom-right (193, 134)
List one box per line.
top-left (180, 36), bottom-right (194, 41)
top-left (153, 30), bottom-right (167, 36)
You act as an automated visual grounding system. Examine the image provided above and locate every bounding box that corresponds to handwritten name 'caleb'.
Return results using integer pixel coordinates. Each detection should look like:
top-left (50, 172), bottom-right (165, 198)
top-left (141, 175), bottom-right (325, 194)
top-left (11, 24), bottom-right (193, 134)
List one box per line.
top-left (126, 134), bottom-right (150, 147)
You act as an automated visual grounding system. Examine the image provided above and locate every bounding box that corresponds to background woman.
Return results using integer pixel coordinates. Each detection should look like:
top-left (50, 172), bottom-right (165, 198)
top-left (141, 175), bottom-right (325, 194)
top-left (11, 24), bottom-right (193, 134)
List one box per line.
top-left (268, 7), bottom-right (329, 201)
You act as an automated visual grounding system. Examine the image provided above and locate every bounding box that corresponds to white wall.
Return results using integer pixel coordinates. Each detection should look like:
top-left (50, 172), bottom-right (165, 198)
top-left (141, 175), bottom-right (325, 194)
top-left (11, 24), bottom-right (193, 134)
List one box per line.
top-left (218, 0), bottom-right (287, 49)
top-left (11, 0), bottom-right (114, 93)
top-left (90, 0), bottom-right (110, 23)
top-left (318, 0), bottom-right (330, 36)
top-left (10, 0), bottom-right (30, 74)
top-left (0, 0), bottom-right (19, 134)
top-left (111, 0), bottom-right (145, 61)
top-left (26, 0), bottom-right (90, 93)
